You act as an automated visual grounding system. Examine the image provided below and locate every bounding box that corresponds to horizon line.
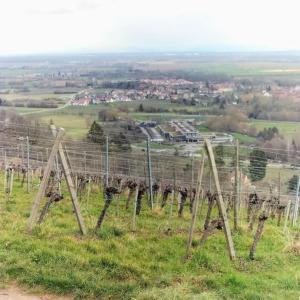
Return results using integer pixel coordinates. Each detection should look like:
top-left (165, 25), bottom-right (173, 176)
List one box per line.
top-left (1, 49), bottom-right (300, 58)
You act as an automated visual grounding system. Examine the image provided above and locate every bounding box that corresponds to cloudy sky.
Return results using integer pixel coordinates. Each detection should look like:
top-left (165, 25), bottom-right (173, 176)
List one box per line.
top-left (0, 0), bottom-right (300, 55)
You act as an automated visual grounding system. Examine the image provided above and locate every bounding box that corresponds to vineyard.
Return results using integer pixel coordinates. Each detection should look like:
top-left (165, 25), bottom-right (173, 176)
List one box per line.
top-left (0, 121), bottom-right (300, 299)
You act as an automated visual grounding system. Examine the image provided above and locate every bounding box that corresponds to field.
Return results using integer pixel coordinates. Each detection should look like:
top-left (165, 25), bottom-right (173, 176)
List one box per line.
top-left (38, 115), bottom-right (90, 140)
top-left (2, 53), bottom-right (300, 300)
top-left (231, 133), bottom-right (256, 144)
top-left (22, 103), bottom-right (300, 144)
top-left (0, 172), bottom-right (299, 300)
top-left (21, 100), bottom-right (207, 140)
top-left (250, 120), bottom-right (300, 137)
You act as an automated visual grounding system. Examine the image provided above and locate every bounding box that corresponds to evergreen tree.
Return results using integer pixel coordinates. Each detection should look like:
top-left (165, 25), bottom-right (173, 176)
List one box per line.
top-left (111, 132), bottom-right (131, 152)
top-left (138, 103), bottom-right (144, 112)
top-left (288, 175), bottom-right (299, 194)
top-left (87, 121), bottom-right (105, 144)
top-left (215, 145), bottom-right (225, 167)
top-left (249, 149), bottom-right (268, 182)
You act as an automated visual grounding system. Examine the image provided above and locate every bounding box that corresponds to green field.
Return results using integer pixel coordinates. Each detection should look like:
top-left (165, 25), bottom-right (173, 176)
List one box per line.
top-left (0, 173), bottom-right (299, 299)
top-left (23, 101), bottom-right (206, 140)
top-left (4, 92), bottom-right (71, 102)
top-left (38, 115), bottom-right (90, 139)
top-left (231, 133), bottom-right (256, 143)
top-left (250, 120), bottom-right (300, 137)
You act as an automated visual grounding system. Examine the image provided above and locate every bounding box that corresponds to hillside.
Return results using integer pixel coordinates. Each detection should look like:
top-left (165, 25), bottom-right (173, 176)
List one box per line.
top-left (0, 174), bottom-right (299, 300)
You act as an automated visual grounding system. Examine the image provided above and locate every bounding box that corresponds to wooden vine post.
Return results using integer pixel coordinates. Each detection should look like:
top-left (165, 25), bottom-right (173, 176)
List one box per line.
top-left (292, 175), bottom-right (300, 227)
top-left (28, 128), bottom-right (65, 231)
top-left (146, 137), bottom-right (154, 210)
top-left (234, 139), bottom-right (240, 231)
top-left (9, 168), bottom-right (14, 197)
top-left (28, 126), bottom-right (87, 235)
top-left (51, 125), bottom-right (86, 235)
top-left (131, 186), bottom-right (139, 232)
top-left (105, 136), bottom-right (109, 188)
top-left (26, 136), bottom-right (30, 193)
top-left (186, 153), bottom-right (205, 258)
top-left (3, 150), bottom-right (7, 192)
top-left (168, 168), bottom-right (176, 222)
top-left (284, 199), bottom-right (292, 232)
top-left (204, 139), bottom-right (236, 260)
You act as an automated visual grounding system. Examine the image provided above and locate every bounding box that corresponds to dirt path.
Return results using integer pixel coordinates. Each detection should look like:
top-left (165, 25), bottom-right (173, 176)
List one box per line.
top-left (0, 286), bottom-right (71, 300)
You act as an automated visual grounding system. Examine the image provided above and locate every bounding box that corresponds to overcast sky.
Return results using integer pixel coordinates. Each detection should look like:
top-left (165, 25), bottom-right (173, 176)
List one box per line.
top-left (0, 0), bottom-right (300, 55)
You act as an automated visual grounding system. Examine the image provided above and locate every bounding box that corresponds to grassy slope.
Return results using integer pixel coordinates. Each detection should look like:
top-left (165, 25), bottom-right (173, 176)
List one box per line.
top-left (0, 174), bottom-right (299, 299)
top-left (38, 115), bottom-right (90, 140)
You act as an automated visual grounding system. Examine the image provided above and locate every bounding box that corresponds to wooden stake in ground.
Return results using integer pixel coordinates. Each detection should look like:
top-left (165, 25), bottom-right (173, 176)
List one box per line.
top-left (186, 154), bottom-right (205, 258)
top-left (3, 151), bottom-right (7, 192)
top-left (4, 167), bottom-right (13, 201)
top-left (29, 126), bottom-right (87, 235)
top-left (28, 129), bottom-right (65, 231)
top-left (131, 186), bottom-right (139, 232)
top-left (234, 139), bottom-right (240, 231)
top-left (284, 199), bottom-right (292, 232)
top-left (26, 136), bottom-right (30, 193)
top-left (9, 168), bottom-right (14, 198)
top-left (204, 139), bottom-right (236, 260)
top-left (146, 137), bottom-right (154, 210)
top-left (105, 136), bottom-right (109, 188)
top-left (115, 179), bottom-right (124, 217)
top-left (292, 175), bottom-right (300, 227)
top-left (51, 125), bottom-right (87, 235)
top-left (168, 168), bottom-right (176, 223)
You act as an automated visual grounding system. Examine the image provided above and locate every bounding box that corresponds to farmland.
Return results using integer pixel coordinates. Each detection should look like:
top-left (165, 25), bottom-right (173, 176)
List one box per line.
top-left (2, 52), bottom-right (300, 300)
top-left (0, 173), bottom-right (299, 300)
top-left (250, 120), bottom-right (300, 137)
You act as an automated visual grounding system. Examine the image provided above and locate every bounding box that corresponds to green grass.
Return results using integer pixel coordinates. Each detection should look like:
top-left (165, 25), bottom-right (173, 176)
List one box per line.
top-left (231, 133), bottom-right (256, 143)
top-left (134, 142), bottom-right (175, 150)
top-left (38, 115), bottom-right (89, 139)
top-left (26, 101), bottom-right (207, 139)
top-left (0, 173), bottom-right (299, 299)
top-left (4, 92), bottom-right (72, 102)
top-left (130, 113), bottom-right (203, 122)
top-left (250, 120), bottom-right (300, 137)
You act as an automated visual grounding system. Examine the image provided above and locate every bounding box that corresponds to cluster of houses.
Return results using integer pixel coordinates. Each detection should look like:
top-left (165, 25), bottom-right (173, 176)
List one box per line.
top-left (272, 85), bottom-right (300, 101)
top-left (70, 79), bottom-right (237, 106)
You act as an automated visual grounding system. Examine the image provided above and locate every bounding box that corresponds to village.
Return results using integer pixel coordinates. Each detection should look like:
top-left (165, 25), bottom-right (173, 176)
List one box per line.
top-left (70, 79), bottom-right (237, 106)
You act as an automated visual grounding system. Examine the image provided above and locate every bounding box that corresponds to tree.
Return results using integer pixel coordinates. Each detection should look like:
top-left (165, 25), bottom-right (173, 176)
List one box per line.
top-left (138, 103), bottom-right (144, 112)
top-left (257, 127), bottom-right (279, 142)
top-left (111, 132), bottom-right (131, 152)
top-left (87, 121), bottom-right (105, 144)
top-left (205, 108), bottom-right (249, 134)
top-left (288, 175), bottom-right (299, 194)
top-left (214, 145), bottom-right (225, 167)
top-left (249, 149), bottom-right (268, 182)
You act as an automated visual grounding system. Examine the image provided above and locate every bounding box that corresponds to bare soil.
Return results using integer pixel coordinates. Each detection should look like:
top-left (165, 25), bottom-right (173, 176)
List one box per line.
top-left (0, 286), bottom-right (71, 300)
